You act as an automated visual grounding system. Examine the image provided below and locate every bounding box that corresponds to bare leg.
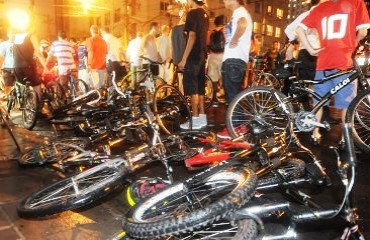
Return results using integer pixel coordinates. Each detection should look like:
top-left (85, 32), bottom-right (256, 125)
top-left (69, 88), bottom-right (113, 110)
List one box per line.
top-left (191, 94), bottom-right (199, 117)
top-left (312, 107), bottom-right (324, 138)
top-left (199, 95), bottom-right (205, 115)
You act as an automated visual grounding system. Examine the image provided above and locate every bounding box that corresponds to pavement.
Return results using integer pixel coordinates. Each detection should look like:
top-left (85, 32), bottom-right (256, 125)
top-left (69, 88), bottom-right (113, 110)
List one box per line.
top-left (0, 102), bottom-right (369, 240)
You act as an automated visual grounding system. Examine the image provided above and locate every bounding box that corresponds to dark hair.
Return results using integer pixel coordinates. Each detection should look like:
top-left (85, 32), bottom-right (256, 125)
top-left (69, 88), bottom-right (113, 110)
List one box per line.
top-left (310, 0), bottom-right (320, 7)
top-left (291, 39), bottom-right (299, 45)
top-left (58, 30), bottom-right (67, 39)
top-left (149, 22), bottom-right (159, 30)
top-left (101, 26), bottom-right (110, 33)
top-left (236, 0), bottom-right (245, 5)
top-left (214, 15), bottom-right (226, 26)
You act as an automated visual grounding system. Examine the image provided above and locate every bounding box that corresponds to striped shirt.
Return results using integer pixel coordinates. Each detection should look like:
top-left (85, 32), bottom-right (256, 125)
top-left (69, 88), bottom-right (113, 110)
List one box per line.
top-left (49, 40), bottom-right (76, 75)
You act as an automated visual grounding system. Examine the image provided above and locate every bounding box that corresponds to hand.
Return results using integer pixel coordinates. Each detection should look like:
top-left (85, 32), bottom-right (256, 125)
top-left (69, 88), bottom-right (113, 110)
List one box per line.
top-left (229, 39), bottom-right (238, 48)
top-left (178, 59), bottom-right (186, 71)
top-left (308, 48), bottom-right (324, 56)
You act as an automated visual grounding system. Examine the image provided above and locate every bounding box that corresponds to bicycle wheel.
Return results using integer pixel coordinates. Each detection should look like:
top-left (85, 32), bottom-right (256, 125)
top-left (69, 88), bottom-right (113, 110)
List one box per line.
top-left (46, 81), bottom-right (64, 111)
top-left (74, 79), bottom-right (89, 96)
top-left (18, 137), bottom-right (89, 166)
top-left (153, 84), bottom-right (191, 135)
top-left (204, 75), bottom-right (214, 109)
top-left (22, 86), bottom-right (38, 130)
top-left (17, 156), bottom-right (129, 218)
top-left (122, 165), bottom-right (257, 239)
top-left (226, 87), bottom-right (293, 143)
top-left (346, 89), bottom-right (370, 153)
top-left (252, 72), bottom-right (281, 90)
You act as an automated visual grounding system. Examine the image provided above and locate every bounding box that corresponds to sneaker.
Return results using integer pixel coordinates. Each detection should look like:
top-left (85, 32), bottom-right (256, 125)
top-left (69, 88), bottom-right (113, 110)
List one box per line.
top-left (198, 114), bottom-right (208, 128)
top-left (180, 117), bottom-right (202, 130)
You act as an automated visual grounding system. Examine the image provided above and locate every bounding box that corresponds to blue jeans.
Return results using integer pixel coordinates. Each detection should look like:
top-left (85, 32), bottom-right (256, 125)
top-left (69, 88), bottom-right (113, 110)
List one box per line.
top-left (221, 59), bottom-right (247, 104)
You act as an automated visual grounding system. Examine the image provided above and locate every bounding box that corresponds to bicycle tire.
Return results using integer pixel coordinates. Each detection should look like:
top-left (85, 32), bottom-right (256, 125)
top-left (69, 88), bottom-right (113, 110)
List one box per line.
top-left (252, 72), bottom-right (281, 89)
top-left (75, 79), bottom-right (89, 96)
top-left (226, 87), bottom-right (293, 143)
top-left (153, 84), bottom-right (191, 135)
top-left (346, 89), bottom-right (370, 153)
top-left (204, 75), bottom-right (214, 110)
top-left (22, 86), bottom-right (38, 130)
top-left (45, 81), bottom-right (65, 111)
top-left (122, 165), bottom-right (257, 239)
top-left (17, 156), bottom-right (129, 218)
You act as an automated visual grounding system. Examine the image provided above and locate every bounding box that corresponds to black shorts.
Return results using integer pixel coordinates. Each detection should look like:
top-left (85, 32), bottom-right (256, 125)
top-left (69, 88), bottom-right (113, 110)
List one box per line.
top-left (3, 68), bottom-right (16, 86)
top-left (14, 65), bottom-right (42, 87)
top-left (183, 61), bottom-right (206, 96)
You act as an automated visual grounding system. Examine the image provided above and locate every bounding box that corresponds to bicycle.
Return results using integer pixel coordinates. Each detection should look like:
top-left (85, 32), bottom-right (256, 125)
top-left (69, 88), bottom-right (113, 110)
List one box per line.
top-left (6, 79), bottom-right (38, 129)
top-left (249, 56), bottom-right (282, 90)
top-left (58, 69), bottom-right (89, 103)
top-left (121, 121), bottom-right (312, 239)
top-left (16, 103), bottom-right (201, 218)
top-left (171, 63), bottom-right (215, 110)
top-left (226, 46), bottom-right (370, 153)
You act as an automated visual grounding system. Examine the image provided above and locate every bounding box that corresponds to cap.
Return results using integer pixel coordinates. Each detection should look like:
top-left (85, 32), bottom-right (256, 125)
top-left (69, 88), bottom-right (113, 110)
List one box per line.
top-left (193, 0), bottom-right (205, 5)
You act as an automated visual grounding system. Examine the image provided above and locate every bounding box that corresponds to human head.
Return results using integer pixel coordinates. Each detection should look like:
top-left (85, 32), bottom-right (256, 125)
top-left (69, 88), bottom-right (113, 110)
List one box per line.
top-left (310, 0), bottom-right (320, 7)
top-left (90, 25), bottom-right (99, 36)
top-left (40, 39), bottom-right (49, 52)
top-left (58, 30), bottom-right (67, 40)
top-left (214, 15), bottom-right (226, 27)
top-left (161, 25), bottom-right (170, 35)
top-left (223, 0), bottom-right (244, 10)
top-left (6, 28), bottom-right (15, 42)
top-left (100, 26), bottom-right (110, 36)
top-left (272, 41), bottom-right (280, 50)
top-left (149, 22), bottom-right (160, 35)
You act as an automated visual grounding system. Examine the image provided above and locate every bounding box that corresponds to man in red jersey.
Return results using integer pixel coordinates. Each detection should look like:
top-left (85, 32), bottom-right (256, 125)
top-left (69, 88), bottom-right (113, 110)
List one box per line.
top-left (296, 0), bottom-right (370, 145)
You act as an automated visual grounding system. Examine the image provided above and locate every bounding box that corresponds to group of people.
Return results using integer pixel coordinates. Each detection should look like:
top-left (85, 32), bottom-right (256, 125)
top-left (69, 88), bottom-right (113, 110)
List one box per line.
top-left (1, 0), bottom-right (370, 143)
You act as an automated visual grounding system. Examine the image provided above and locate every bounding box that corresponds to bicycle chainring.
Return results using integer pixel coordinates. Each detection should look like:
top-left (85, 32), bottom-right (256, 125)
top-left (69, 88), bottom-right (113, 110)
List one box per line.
top-left (295, 111), bottom-right (317, 132)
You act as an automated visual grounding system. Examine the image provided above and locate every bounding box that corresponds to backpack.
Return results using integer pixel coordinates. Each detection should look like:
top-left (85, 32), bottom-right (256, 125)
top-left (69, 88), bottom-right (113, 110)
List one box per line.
top-left (208, 28), bottom-right (225, 53)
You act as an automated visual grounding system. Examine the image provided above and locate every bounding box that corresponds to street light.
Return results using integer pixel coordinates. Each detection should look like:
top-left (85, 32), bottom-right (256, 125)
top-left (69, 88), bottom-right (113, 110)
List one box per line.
top-left (7, 8), bottom-right (30, 32)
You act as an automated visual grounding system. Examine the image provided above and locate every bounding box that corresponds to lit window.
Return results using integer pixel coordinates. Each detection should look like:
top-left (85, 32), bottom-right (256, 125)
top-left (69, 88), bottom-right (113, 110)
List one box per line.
top-left (275, 27), bottom-right (281, 38)
top-left (253, 22), bottom-right (261, 33)
top-left (266, 25), bottom-right (273, 36)
top-left (114, 8), bottom-right (121, 23)
top-left (267, 5), bottom-right (272, 15)
top-left (277, 8), bottom-right (283, 19)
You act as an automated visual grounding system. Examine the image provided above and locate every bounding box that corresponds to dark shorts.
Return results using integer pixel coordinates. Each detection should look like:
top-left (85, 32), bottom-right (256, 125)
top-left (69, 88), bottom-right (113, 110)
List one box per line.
top-left (313, 69), bottom-right (356, 109)
top-left (14, 65), bottom-right (42, 87)
top-left (3, 69), bottom-right (16, 86)
top-left (183, 61), bottom-right (206, 96)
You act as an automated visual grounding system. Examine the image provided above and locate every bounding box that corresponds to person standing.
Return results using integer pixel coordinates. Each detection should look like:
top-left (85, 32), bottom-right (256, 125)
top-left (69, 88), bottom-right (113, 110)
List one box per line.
top-left (0, 29), bottom-right (16, 98)
top-left (100, 26), bottom-right (126, 81)
top-left (77, 38), bottom-right (89, 86)
top-left (126, 32), bottom-right (143, 87)
top-left (171, 11), bottom-right (187, 94)
top-left (86, 25), bottom-right (108, 89)
top-left (217, 0), bottom-right (252, 139)
top-left (46, 31), bottom-right (76, 92)
top-left (141, 22), bottom-right (162, 76)
top-left (157, 25), bottom-right (172, 83)
top-left (207, 15), bottom-right (226, 106)
top-left (296, 0), bottom-right (370, 145)
top-left (178, 0), bottom-right (209, 130)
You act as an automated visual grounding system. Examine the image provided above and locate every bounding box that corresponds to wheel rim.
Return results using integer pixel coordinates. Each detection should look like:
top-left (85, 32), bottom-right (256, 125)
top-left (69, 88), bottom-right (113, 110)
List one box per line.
top-left (352, 95), bottom-right (370, 148)
top-left (22, 162), bottom-right (122, 210)
top-left (227, 88), bottom-right (290, 143)
top-left (132, 170), bottom-right (249, 223)
top-left (22, 89), bottom-right (37, 125)
top-left (154, 85), bottom-right (191, 134)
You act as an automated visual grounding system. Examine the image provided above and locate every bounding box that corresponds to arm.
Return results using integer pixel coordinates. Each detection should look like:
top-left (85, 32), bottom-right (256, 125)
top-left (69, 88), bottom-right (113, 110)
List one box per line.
top-left (296, 26), bottom-right (321, 56)
top-left (30, 35), bottom-right (47, 69)
top-left (357, 28), bottom-right (368, 43)
top-left (229, 17), bottom-right (247, 48)
top-left (178, 31), bottom-right (196, 70)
